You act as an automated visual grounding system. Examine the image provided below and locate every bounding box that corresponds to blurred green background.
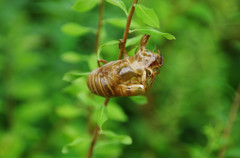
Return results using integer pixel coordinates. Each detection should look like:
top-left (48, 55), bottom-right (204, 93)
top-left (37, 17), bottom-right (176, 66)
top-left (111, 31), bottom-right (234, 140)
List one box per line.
top-left (1, 0), bottom-right (240, 157)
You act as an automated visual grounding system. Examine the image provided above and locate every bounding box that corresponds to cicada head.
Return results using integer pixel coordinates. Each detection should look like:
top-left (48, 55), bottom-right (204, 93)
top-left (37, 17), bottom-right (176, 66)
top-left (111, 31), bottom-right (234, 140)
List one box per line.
top-left (137, 49), bottom-right (163, 90)
top-left (137, 48), bottom-right (163, 71)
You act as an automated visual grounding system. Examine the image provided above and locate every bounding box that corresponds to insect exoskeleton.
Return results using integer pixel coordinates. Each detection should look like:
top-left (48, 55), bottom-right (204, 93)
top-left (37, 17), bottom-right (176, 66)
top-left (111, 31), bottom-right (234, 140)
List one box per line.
top-left (87, 46), bottom-right (163, 97)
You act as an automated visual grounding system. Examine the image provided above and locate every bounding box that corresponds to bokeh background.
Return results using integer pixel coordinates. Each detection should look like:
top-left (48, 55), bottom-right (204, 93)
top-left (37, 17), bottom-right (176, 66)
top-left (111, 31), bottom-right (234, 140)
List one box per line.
top-left (1, 0), bottom-right (240, 157)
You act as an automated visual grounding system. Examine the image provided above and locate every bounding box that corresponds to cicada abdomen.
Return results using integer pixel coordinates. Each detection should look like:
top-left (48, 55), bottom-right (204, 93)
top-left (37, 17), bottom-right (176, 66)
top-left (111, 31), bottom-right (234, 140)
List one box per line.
top-left (87, 60), bottom-right (120, 97)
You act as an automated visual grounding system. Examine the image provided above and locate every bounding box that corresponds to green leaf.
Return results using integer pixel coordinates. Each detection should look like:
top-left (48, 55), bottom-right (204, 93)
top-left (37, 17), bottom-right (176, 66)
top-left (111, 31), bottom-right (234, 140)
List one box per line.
top-left (108, 102), bottom-right (128, 122)
top-left (226, 148), bottom-right (240, 157)
top-left (105, 18), bottom-right (141, 29)
top-left (126, 35), bottom-right (142, 47)
top-left (106, 0), bottom-right (128, 16)
top-left (56, 105), bottom-right (84, 119)
top-left (97, 106), bottom-right (108, 131)
top-left (135, 4), bottom-right (160, 28)
top-left (97, 40), bottom-right (119, 60)
top-left (100, 130), bottom-right (132, 145)
top-left (88, 54), bottom-right (98, 70)
top-left (128, 47), bottom-right (138, 57)
top-left (130, 27), bottom-right (176, 40)
top-left (130, 95), bottom-right (148, 105)
top-left (61, 23), bottom-right (95, 37)
top-left (62, 138), bottom-right (90, 154)
top-left (63, 71), bottom-right (90, 82)
top-left (72, 0), bottom-right (99, 13)
top-left (61, 51), bottom-right (88, 63)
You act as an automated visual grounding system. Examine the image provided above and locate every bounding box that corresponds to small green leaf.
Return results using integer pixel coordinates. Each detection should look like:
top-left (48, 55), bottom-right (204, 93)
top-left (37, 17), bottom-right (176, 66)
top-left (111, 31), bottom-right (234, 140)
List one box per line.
top-left (105, 18), bottom-right (141, 29)
top-left (126, 35), bottom-right (142, 47)
top-left (56, 105), bottom-right (84, 119)
top-left (88, 54), bottom-right (98, 70)
top-left (97, 106), bottom-right (108, 131)
top-left (97, 40), bottom-right (119, 60)
top-left (226, 148), bottom-right (240, 157)
top-left (61, 23), bottom-right (95, 37)
top-left (62, 138), bottom-right (90, 154)
top-left (130, 95), bottom-right (148, 105)
top-left (135, 4), bottom-right (160, 28)
top-left (100, 130), bottom-right (132, 145)
top-left (106, 0), bottom-right (128, 16)
top-left (72, 0), bottom-right (99, 13)
top-left (63, 71), bottom-right (89, 82)
top-left (61, 51), bottom-right (88, 63)
top-left (130, 27), bottom-right (176, 40)
top-left (108, 102), bottom-right (128, 122)
top-left (128, 47), bottom-right (138, 57)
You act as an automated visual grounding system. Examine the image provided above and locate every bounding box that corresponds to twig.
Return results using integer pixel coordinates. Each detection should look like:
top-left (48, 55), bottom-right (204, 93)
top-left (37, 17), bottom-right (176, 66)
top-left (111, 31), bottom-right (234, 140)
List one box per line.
top-left (217, 83), bottom-right (240, 158)
top-left (87, 1), bottom-right (107, 157)
top-left (118, 0), bottom-right (139, 59)
top-left (88, 0), bottom-right (139, 157)
top-left (94, 0), bottom-right (104, 53)
top-left (87, 98), bottom-right (110, 158)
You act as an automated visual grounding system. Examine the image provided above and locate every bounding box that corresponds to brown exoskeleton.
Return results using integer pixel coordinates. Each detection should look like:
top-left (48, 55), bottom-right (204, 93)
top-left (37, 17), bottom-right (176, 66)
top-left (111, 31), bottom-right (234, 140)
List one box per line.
top-left (87, 34), bottom-right (163, 97)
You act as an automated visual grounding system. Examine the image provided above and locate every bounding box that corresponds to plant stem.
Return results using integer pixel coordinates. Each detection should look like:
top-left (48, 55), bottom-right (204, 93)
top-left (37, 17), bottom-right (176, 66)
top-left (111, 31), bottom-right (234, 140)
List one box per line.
top-left (87, 98), bottom-right (110, 158)
top-left (87, 1), bottom-right (107, 157)
top-left (217, 83), bottom-right (240, 158)
top-left (118, 0), bottom-right (139, 59)
top-left (94, 0), bottom-right (104, 53)
top-left (88, 0), bottom-right (139, 157)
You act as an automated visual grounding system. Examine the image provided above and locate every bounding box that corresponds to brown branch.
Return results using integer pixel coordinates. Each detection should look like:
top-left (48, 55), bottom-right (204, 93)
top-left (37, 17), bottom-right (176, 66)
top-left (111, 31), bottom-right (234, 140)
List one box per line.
top-left (118, 0), bottom-right (139, 59)
top-left (87, 98), bottom-right (110, 158)
top-left (87, 1), bottom-right (107, 157)
top-left (88, 0), bottom-right (139, 157)
top-left (94, 0), bottom-right (104, 53)
top-left (217, 83), bottom-right (240, 158)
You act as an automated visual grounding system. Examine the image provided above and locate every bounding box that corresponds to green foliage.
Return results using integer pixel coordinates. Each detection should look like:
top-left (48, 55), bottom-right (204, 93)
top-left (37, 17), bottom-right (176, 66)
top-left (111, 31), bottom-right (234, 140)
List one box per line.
top-left (61, 51), bottom-right (89, 63)
top-left (63, 71), bottom-right (89, 82)
top-left (97, 40), bottom-right (119, 60)
top-left (62, 137), bottom-right (90, 154)
top-left (126, 35), bottom-right (142, 47)
top-left (100, 130), bottom-right (132, 145)
top-left (97, 106), bottom-right (108, 131)
top-left (130, 95), bottom-right (148, 105)
top-left (106, 0), bottom-right (128, 16)
top-left (72, 0), bottom-right (99, 12)
top-left (1, 0), bottom-right (240, 157)
top-left (135, 4), bottom-right (160, 28)
top-left (106, 18), bottom-right (140, 29)
top-left (61, 23), bottom-right (95, 37)
top-left (108, 102), bottom-right (128, 122)
top-left (130, 27), bottom-right (176, 40)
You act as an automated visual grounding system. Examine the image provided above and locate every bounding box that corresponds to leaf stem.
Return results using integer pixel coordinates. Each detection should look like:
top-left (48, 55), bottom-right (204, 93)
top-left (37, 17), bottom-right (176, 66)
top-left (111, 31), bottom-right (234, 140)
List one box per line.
top-left (94, 0), bottom-right (104, 53)
top-left (118, 0), bottom-right (139, 59)
top-left (217, 83), bottom-right (240, 158)
top-left (87, 98), bottom-right (109, 158)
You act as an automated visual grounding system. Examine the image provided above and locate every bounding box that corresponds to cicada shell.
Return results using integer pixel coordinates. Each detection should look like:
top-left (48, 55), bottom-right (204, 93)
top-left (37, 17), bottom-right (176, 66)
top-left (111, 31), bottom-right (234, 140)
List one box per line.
top-left (87, 35), bottom-right (163, 97)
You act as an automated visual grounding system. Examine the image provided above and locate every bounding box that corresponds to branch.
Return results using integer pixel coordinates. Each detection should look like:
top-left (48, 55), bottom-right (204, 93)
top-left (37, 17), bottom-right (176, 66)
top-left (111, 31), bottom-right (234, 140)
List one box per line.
top-left (94, 0), bottom-right (104, 53)
top-left (217, 83), bottom-right (240, 158)
top-left (118, 0), bottom-right (139, 59)
top-left (88, 0), bottom-right (139, 157)
top-left (87, 1), bottom-right (107, 157)
top-left (87, 98), bottom-right (110, 158)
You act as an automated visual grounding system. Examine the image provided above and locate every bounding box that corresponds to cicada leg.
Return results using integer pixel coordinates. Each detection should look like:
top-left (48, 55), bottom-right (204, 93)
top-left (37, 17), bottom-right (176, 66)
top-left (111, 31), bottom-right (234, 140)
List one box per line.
top-left (141, 70), bottom-right (146, 85)
top-left (97, 59), bottom-right (108, 67)
top-left (117, 84), bottom-right (145, 96)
